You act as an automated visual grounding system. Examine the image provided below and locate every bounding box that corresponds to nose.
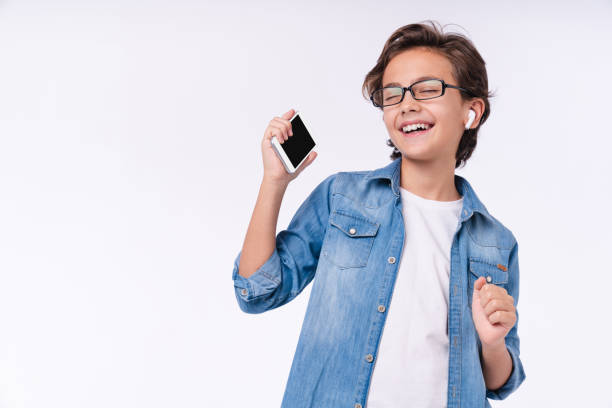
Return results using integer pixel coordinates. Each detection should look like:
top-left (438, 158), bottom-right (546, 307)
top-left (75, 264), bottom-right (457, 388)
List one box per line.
top-left (399, 89), bottom-right (420, 113)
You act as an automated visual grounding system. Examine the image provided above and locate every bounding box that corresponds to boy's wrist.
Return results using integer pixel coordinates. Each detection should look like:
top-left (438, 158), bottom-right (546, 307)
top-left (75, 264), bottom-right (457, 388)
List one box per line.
top-left (481, 338), bottom-right (506, 353)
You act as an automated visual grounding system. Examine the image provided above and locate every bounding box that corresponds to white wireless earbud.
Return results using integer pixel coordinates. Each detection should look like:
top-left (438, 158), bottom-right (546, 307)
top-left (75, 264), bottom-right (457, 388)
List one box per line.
top-left (465, 109), bottom-right (476, 130)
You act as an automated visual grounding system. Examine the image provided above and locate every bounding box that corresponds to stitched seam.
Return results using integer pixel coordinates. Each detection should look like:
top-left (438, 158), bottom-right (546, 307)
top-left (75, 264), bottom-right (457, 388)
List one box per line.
top-left (329, 221), bottom-right (379, 238)
top-left (468, 258), bottom-right (509, 284)
top-left (466, 219), bottom-right (515, 250)
top-left (333, 209), bottom-right (379, 226)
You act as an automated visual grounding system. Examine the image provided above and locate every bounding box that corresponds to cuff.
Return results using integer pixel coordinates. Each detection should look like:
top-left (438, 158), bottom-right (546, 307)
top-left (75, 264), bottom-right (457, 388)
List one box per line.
top-left (486, 343), bottom-right (526, 400)
top-left (232, 247), bottom-right (282, 301)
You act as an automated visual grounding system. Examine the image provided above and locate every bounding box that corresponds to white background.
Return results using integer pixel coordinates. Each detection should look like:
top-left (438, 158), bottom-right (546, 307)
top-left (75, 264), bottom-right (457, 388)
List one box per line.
top-left (1, 0), bottom-right (611, 407)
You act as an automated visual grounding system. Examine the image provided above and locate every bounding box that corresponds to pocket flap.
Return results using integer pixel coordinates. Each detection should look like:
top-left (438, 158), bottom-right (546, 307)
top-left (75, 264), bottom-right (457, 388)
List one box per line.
top-left (469, 258), bottom-right (508, 285)
top-left (330, 210), bottom-right (379, 238)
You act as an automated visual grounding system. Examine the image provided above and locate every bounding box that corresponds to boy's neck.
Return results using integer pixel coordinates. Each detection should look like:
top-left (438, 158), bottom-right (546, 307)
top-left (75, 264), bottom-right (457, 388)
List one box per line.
top-left (399, 156), bottom-right (462, 202)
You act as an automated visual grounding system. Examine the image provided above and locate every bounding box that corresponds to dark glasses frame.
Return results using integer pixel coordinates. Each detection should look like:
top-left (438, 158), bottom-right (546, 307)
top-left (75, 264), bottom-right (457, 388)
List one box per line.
top-left (370, 78), bottom-right (476, 108)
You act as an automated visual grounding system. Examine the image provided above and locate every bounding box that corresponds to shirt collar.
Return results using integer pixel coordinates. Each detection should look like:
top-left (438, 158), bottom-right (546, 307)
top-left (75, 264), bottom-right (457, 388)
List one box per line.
top-left (364, 157), bottom-right (492, 223)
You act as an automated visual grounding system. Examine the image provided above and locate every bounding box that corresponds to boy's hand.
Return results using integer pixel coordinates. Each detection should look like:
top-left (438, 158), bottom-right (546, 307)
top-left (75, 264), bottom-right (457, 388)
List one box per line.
top-left (472, 276), bottom-right (517, 347)
top-left (261, 108), bottom-right (317, 185)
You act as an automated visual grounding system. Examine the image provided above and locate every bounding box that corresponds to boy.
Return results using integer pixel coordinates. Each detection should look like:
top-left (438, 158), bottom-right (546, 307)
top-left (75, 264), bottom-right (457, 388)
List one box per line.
top-left (232, 20), bottom-right (525, 408)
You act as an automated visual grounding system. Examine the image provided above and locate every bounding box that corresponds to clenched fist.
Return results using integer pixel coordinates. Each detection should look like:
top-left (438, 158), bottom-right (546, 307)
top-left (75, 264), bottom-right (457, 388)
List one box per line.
top-left (472, 276), bottom-right (517, 347)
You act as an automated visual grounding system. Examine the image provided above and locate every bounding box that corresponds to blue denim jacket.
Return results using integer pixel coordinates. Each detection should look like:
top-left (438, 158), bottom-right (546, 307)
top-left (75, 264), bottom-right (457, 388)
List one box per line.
top-left (232, 157), bottom-right (525, 408)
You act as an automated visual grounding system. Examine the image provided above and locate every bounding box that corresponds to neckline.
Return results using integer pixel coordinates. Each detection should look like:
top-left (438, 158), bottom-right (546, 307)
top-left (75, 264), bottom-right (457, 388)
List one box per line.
top-left (399, 186), bottom-right (463, 208)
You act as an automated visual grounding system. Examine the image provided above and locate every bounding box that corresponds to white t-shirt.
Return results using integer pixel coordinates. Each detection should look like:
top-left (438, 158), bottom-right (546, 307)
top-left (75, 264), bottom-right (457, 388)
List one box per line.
top-left (366, 186), bottom-right (463, 408)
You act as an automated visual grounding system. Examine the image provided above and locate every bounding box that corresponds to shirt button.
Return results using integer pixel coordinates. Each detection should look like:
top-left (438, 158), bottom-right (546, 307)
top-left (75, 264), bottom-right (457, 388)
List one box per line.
top-left (486, 275), bottom-right (492, 283)
top-left (355, 404), bottom-right (362, 408)
top-left (365, 354), bottom-right (374, 363)
top-left (377, 305), bottom-right (386, 313)
top-left (349, 228), bottom-right (356, 235)
top-left (388, 256), bottom-right (396, 264)
top-left (241, 288), bottom-right (247, 295)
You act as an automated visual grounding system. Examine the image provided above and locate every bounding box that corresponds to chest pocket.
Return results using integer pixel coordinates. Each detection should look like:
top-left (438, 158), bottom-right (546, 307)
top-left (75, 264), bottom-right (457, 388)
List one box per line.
top-left (325, 209), bottom-right (380, 269)
top-left (467, 257), bottom-right (509, 306)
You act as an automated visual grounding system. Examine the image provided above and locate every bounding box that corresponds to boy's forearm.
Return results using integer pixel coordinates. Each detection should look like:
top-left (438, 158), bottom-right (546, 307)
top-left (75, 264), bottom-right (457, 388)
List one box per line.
top-left (481, 341), bottom-right (513, 391)
top-left (237, 177), bottom-right (288, 279)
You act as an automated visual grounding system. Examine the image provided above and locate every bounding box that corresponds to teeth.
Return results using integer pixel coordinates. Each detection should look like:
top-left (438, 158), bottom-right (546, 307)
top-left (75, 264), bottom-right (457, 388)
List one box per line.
top-left (402, 123), bottom-right (430, 133)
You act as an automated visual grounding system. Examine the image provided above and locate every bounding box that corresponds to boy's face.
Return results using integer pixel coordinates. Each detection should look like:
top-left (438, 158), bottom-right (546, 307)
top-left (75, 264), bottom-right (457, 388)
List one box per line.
top-left (381, 47), bottom-right (473, 166)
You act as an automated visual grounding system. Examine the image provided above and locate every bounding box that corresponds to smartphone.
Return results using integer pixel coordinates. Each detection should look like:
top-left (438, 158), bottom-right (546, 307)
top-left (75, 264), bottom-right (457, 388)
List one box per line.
top-left (270, 111), bottom-right (317, 173)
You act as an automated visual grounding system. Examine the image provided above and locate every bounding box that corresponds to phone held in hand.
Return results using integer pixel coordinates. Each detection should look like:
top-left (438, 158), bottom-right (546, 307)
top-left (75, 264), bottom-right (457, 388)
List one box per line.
top-left (270, 110), bottom-right (317, 173)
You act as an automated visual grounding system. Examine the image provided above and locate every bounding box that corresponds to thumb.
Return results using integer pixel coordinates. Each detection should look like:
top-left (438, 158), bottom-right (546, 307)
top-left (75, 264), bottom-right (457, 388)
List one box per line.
top-left (473, 276), bottom-right (486, 292)
top-left (296, 151), bottom-right (317, 173)
top-left (307, 150), bottom-right (317, 163)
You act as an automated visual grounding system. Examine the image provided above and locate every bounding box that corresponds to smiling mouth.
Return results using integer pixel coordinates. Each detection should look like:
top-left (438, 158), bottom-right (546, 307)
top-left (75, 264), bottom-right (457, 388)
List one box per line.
top-left (400, 124), bottom-right (434, 137)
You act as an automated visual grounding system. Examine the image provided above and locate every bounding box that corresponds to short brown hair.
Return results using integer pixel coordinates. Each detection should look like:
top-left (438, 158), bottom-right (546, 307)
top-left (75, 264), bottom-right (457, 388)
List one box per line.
top-left (362, 20), bottom-right (495, 168)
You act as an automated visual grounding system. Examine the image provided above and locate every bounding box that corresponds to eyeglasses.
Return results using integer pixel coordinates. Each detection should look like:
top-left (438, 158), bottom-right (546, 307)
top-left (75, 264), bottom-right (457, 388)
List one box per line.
top-left (370, 78), bottom-right (476, 108)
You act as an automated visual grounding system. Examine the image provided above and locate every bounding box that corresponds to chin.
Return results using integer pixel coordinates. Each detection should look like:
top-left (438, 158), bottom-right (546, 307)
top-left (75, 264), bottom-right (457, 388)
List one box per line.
top-left (394, 138), bottom-right (436, 158)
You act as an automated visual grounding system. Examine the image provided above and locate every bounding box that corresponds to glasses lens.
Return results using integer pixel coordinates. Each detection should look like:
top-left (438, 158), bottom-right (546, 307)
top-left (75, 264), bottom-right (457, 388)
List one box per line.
top-left (412, 80), bottom-right (443, 99)
top-left (373, 87), bottom-right (403, 107)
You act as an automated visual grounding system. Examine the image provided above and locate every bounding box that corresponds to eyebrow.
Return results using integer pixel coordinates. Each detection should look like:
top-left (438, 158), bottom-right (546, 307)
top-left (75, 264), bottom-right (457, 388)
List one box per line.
top-left (383, 76), bottom-right (439, 87)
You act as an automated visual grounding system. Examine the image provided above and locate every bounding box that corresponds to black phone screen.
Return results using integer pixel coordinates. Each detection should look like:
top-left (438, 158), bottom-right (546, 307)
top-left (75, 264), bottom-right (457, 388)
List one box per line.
top-left (282, 115), bottom-right (316, 168)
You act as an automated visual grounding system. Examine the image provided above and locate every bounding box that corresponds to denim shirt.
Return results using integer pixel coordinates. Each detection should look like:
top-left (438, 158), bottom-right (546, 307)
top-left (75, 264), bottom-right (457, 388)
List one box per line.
top-left (232, 157), bottom-right (526, 408)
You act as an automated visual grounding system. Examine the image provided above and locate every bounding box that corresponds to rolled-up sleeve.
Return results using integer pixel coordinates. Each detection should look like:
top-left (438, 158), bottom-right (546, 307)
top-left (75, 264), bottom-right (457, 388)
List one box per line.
top-left (231, 173), bottom-right (337, 314)
top-left (486, 241), bottom-right (526, 400)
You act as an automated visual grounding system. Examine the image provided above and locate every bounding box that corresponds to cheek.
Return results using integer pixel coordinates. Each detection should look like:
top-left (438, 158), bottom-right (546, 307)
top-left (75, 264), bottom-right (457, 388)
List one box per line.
top-left (437, 109), bottom-right (462, 129)
top-left (383, 117), bottom-right (395, 132)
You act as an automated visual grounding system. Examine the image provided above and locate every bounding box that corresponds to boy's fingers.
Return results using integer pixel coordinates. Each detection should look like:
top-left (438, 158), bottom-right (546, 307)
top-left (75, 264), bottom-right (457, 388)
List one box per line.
top-left (480, 283), bottom-right (509, 301)
top-left (282, 109), bottom-right (295, 120)
top-left (488, 310), bottom-right (516, 327)
top-left (483, 298), bottom-right (514, 317)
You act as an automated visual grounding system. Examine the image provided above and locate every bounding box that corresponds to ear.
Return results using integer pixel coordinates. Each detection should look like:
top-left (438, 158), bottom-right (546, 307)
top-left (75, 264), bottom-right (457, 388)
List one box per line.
top-left (465, 99), bottom-right (485, 130)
